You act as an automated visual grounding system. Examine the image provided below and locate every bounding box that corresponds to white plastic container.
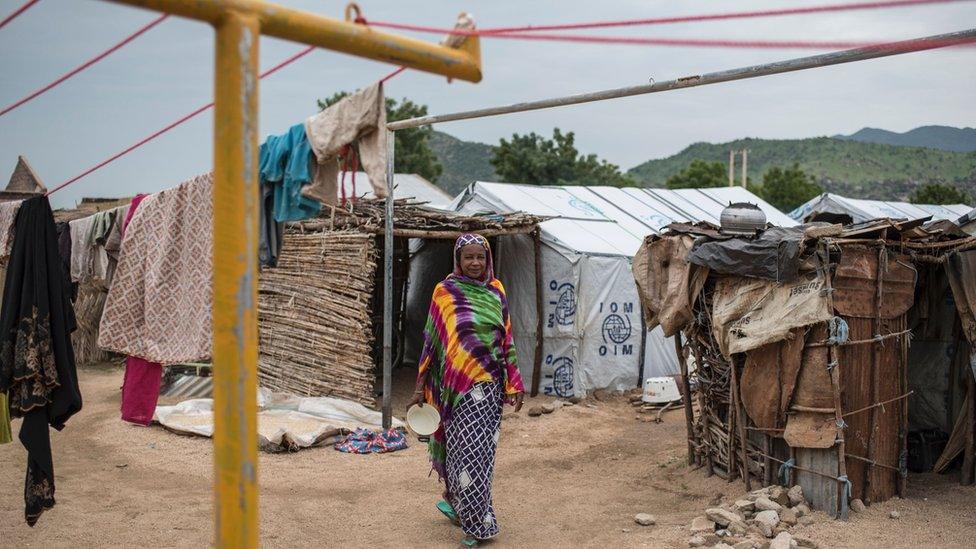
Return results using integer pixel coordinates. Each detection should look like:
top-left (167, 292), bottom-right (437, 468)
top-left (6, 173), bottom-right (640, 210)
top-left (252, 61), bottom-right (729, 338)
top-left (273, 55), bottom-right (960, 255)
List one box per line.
top-left (642, 376), bottom-right (681, 404)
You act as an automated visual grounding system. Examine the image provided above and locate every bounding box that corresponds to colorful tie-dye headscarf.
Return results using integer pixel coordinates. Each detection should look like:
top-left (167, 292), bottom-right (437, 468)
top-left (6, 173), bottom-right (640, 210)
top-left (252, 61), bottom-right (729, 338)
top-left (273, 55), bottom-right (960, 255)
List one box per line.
top-left (452, 233), bottom-right (494, 283)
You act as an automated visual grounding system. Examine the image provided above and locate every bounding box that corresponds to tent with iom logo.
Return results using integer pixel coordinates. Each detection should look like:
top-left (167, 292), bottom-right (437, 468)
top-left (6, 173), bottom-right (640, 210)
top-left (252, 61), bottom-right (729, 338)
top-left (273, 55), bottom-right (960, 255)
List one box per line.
top-left (403, 181), bottom-right (795, 398)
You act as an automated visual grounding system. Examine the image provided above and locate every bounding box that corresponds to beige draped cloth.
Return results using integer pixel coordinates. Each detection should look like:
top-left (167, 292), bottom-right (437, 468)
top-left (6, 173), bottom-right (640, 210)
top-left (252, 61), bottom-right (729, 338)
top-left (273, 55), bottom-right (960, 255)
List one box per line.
top-left (303, 83), bottom-right (388, 205)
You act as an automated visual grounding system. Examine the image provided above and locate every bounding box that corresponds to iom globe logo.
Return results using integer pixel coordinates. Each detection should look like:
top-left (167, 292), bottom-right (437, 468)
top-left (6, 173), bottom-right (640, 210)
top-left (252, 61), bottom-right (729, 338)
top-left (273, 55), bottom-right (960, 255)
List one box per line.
top-left (548, 281), bottom-right (576, 327)
top-left (599, 301), bottom-right (634, 357)
top-left (543, 355), bottom-right (574, 398)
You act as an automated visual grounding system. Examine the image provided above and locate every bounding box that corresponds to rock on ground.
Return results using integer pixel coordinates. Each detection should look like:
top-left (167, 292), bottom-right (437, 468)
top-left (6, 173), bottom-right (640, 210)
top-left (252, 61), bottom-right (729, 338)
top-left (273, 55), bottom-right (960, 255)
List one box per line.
top-left (779, 507), bottom-right (798, 526)
top-left (788, 485), bottom-right (805, 507)
top-left (688, 535), bottom-right (707, 547)
top-left (851, 499), bottom-right (866, 513)
top-left (798, 515), bottom-right (815, 527)
top-left (706, 508), bottom-right (743, 527)
top-left (728, 520), bottom-right (749, 536)
top-left (690, 516), bottom-right (716, 534)
top-left (794, 503), bottom-right (811, 518)
top-left (634, 513), bottom-right (656, 526)
top-left (754, 510), bottom-right (781, 538)
top-left (527, 406), bottom-right (544, 417)
top-left (889, 510), bottom-right (901, 519)
top-left (734, 541), bottom-right (757, 549)
top-left (768, 486), bottom-right (791, 508)
top-left (755, 497), bottom-right (783, 512)
top-left (769, 532), bottom-right (794, 549)
top-left (541, 403), bottom-right (556, 414)
top-left (733, 499), bottom-right (756, 513)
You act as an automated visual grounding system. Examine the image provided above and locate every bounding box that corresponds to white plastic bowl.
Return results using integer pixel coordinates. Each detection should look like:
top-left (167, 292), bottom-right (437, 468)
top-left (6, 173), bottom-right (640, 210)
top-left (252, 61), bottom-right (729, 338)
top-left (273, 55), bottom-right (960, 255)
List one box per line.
top-left (406, 404), bottom-right (440, 436)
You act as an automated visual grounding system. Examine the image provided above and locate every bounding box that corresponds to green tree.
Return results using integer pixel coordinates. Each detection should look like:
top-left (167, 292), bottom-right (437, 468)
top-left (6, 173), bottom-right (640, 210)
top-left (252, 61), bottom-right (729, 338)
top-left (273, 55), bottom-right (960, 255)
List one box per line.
top-left (317, 92), bottom-right (442, 182)
top-left (665, 159), bottom-right (727, 189)
top-left (758, 163), bottom-right (823, 211)
top-left (909, 182), bottom-right (971, 205)
top-left (489, 128), bottom-right (634, 187)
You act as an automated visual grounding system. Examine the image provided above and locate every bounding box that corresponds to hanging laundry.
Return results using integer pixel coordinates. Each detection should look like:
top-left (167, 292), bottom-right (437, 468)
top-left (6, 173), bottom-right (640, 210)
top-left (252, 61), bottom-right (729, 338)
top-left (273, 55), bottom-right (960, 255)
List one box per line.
top-left (98, 174), bottom-right (213, 364)
top-left (86, 209), bottom-right (117, 286)
top-left (101, 204), bottom-right (130, 285)
top-left (303, 82), bottom-right (389, 205)
top-left (68, 214), bottom-right (95, 283)
top-left (55, 221), bottom-right (76, 302)
top-left (0, 196), bottom-right (83, 526)
top-left (260, 122), bottom-right (320, 223)
top-left (0, 199), bottom-right (22, 445)
top-left (114, 193), bottom-right (163, 426)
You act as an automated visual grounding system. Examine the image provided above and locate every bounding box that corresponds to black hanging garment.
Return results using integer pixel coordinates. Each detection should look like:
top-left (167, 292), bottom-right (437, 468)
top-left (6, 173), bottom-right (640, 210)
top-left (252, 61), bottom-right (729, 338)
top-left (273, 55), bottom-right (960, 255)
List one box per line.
top-left (0, 196), bottom-right (82, 526)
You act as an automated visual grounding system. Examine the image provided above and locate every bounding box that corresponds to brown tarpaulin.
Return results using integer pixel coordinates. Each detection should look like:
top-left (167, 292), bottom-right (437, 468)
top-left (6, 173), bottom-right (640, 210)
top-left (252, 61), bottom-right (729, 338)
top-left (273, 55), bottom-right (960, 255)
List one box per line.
top-left (946, 250), bottom-right (976, 345)
top-left (741, 329), bottom-right (806, 430)
top-left (632, 235), bottom-right (708, 337)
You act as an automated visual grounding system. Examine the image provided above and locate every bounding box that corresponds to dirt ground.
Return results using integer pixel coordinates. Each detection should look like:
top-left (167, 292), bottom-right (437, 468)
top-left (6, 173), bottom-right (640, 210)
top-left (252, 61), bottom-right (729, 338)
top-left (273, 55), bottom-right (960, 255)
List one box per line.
top-left (2, 363), bottom-right (975, 548)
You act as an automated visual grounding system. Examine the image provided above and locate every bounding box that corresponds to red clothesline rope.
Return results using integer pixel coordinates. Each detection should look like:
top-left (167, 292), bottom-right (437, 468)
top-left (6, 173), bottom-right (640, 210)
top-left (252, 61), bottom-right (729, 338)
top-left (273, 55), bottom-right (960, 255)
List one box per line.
top-left (0, 0), bottom-right (40, 31)
top-left (47, 54), bottom-right (406, 196)
top-left (1, 14), bottom-right (170, 118)
top-left (367, 0), bottom-right (971, 35)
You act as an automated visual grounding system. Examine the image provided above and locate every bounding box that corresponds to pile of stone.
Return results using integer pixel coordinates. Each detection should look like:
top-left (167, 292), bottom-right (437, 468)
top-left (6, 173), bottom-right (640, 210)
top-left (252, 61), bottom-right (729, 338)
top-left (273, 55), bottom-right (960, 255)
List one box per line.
top-left (525, 397), bottom-right (580, 418)
top-left (687, 485), bottom-right (820, 549)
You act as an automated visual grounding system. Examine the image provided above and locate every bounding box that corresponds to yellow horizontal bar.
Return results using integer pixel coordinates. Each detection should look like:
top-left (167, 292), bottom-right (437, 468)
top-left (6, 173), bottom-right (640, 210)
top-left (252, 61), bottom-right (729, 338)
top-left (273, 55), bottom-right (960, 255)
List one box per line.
top-left (107, 0), bottom-right (482, 82)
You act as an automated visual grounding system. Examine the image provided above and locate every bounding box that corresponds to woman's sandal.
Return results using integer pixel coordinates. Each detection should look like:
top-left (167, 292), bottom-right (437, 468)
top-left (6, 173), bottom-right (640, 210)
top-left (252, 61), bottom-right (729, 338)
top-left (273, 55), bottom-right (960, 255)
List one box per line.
top-left (436, 500), bottom-right (461, 527)
top-left (460, 537), bottom-right (479, 547)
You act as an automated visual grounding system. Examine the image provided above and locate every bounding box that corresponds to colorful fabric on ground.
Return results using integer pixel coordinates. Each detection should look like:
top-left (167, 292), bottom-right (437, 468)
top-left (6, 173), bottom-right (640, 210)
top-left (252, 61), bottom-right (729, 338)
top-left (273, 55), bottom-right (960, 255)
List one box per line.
top-left (334, 427), bottom-right (408, 454)
top-left (0, 196), bottom-right (82, 526)
top-left (120, 356), bottom-right (162, 426)
top-left (417, 234), bottom-right (524, 481)
top-left (445, 380), bottom-right (502, 540)
top-left (98, 174), bottom-right (213, 364)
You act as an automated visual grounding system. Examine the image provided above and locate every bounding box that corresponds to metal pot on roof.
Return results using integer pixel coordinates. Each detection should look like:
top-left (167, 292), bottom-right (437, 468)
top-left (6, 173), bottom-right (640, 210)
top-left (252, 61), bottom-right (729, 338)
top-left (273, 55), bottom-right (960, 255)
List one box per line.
top-left (720, 202), bottom-right (766, 236)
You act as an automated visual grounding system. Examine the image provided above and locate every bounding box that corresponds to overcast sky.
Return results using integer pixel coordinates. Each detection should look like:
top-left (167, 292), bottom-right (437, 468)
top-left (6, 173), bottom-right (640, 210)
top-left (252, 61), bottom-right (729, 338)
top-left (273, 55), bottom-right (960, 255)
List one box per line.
top-left (1, 0), bottom-right (974, 208)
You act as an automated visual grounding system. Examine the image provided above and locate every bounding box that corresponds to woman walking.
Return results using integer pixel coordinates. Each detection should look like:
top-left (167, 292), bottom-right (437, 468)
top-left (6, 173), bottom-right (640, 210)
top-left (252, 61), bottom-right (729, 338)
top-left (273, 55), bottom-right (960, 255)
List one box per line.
top-left (409, 233), bottom-right (524, 546)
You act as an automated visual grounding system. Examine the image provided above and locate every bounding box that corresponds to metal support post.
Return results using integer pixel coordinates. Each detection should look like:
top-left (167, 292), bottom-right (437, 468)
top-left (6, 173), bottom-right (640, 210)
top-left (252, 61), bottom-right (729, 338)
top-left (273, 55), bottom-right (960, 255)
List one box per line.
top-left (212, 11), bottom-right (260, 548)
top-left (382, 129), bottom-right (395, 428)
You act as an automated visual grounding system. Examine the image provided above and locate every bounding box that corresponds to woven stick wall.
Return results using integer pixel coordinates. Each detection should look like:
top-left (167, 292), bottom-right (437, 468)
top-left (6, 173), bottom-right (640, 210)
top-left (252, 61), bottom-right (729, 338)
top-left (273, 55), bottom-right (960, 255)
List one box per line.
top-left (258, 230), bottom-right (378, 406)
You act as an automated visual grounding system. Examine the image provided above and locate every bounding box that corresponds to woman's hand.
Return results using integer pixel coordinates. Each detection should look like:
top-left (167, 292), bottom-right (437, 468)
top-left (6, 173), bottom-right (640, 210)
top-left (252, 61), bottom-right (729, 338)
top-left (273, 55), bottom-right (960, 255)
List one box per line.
top-left (407, 390), bottom-right (425, 409)
top-left (509, 391), bottom-right (524, 412)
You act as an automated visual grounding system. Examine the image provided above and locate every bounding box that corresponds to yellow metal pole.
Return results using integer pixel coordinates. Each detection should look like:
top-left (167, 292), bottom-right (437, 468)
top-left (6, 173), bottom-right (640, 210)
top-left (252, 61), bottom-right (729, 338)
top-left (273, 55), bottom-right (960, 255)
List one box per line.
top-left (212, 10), bottom-right (260, 548)
top-left (107, 0), bottom-right (482, 82)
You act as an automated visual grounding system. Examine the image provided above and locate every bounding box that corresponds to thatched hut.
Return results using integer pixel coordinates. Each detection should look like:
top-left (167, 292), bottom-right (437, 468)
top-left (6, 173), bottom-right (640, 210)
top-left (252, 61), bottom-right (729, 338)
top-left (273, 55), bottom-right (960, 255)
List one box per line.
top-left (633, 217), bottom-right (976, 518)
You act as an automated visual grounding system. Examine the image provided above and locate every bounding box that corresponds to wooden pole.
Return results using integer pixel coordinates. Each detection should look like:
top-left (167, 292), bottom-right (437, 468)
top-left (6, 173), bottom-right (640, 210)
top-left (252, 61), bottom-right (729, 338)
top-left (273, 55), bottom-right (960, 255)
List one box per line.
top-left (731, 360), bottom-right (752, 490)
top-left (531, 227), bottom-right (544, 397)
top-left (864, 243), bottom-right (886, 504)
top-left (728, 149), bottom-right (735, 187)
top-left (824, 242), bottom-right (850, 519)
top-left (741, 149), bottom-right (748, 188)
top-left (675, 333), bottom-right (696, 465)
top-left (898, 314), bottom-right (909, 496)
top-left (963, 370), bottom-right (976, 486)
top-left (693, 344), bottom-right (714, 477)
top-left (764, 435), bottom-right (774, 486)
top-left (382, 130), bottom-right (395, 429)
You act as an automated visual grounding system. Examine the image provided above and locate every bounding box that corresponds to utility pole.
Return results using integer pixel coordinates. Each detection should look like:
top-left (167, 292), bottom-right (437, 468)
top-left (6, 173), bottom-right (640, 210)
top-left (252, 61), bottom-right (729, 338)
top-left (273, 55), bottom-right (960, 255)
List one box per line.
top-left (729, 149), bottom-right (735, 187)
top-left (741, 149), bottom-right (749, 188)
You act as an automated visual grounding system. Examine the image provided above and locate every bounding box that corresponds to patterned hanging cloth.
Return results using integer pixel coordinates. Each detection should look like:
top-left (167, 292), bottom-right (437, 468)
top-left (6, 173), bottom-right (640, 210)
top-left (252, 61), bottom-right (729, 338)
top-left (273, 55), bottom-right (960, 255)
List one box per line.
top-left (416, 233), bottom-right (524, 540)
top-left (0, 196), bottom-right (82, 526)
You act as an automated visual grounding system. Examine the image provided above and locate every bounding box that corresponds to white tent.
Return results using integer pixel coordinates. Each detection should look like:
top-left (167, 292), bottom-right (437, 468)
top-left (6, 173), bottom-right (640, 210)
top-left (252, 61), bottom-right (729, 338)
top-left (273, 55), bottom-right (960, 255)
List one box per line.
top-left (790, 193), bottom-right (972, 224)
top-left (405, 182), bottom-right (795, 398)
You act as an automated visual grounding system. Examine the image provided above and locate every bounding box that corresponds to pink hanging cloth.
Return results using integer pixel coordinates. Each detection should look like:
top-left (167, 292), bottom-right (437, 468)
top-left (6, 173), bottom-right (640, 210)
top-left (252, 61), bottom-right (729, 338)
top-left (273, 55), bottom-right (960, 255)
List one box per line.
top-left (118, 194), bottom-right (163, 426)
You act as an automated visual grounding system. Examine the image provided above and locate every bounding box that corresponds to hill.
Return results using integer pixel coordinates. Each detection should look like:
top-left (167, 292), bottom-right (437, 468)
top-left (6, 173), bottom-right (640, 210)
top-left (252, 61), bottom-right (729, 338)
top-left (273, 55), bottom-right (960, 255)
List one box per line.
top-left (627, 137), bottom-right (976, 201)
top-left (428, 131), bottom-right (497, 196)
top-left (834, 125), bottom-right (976, 153)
